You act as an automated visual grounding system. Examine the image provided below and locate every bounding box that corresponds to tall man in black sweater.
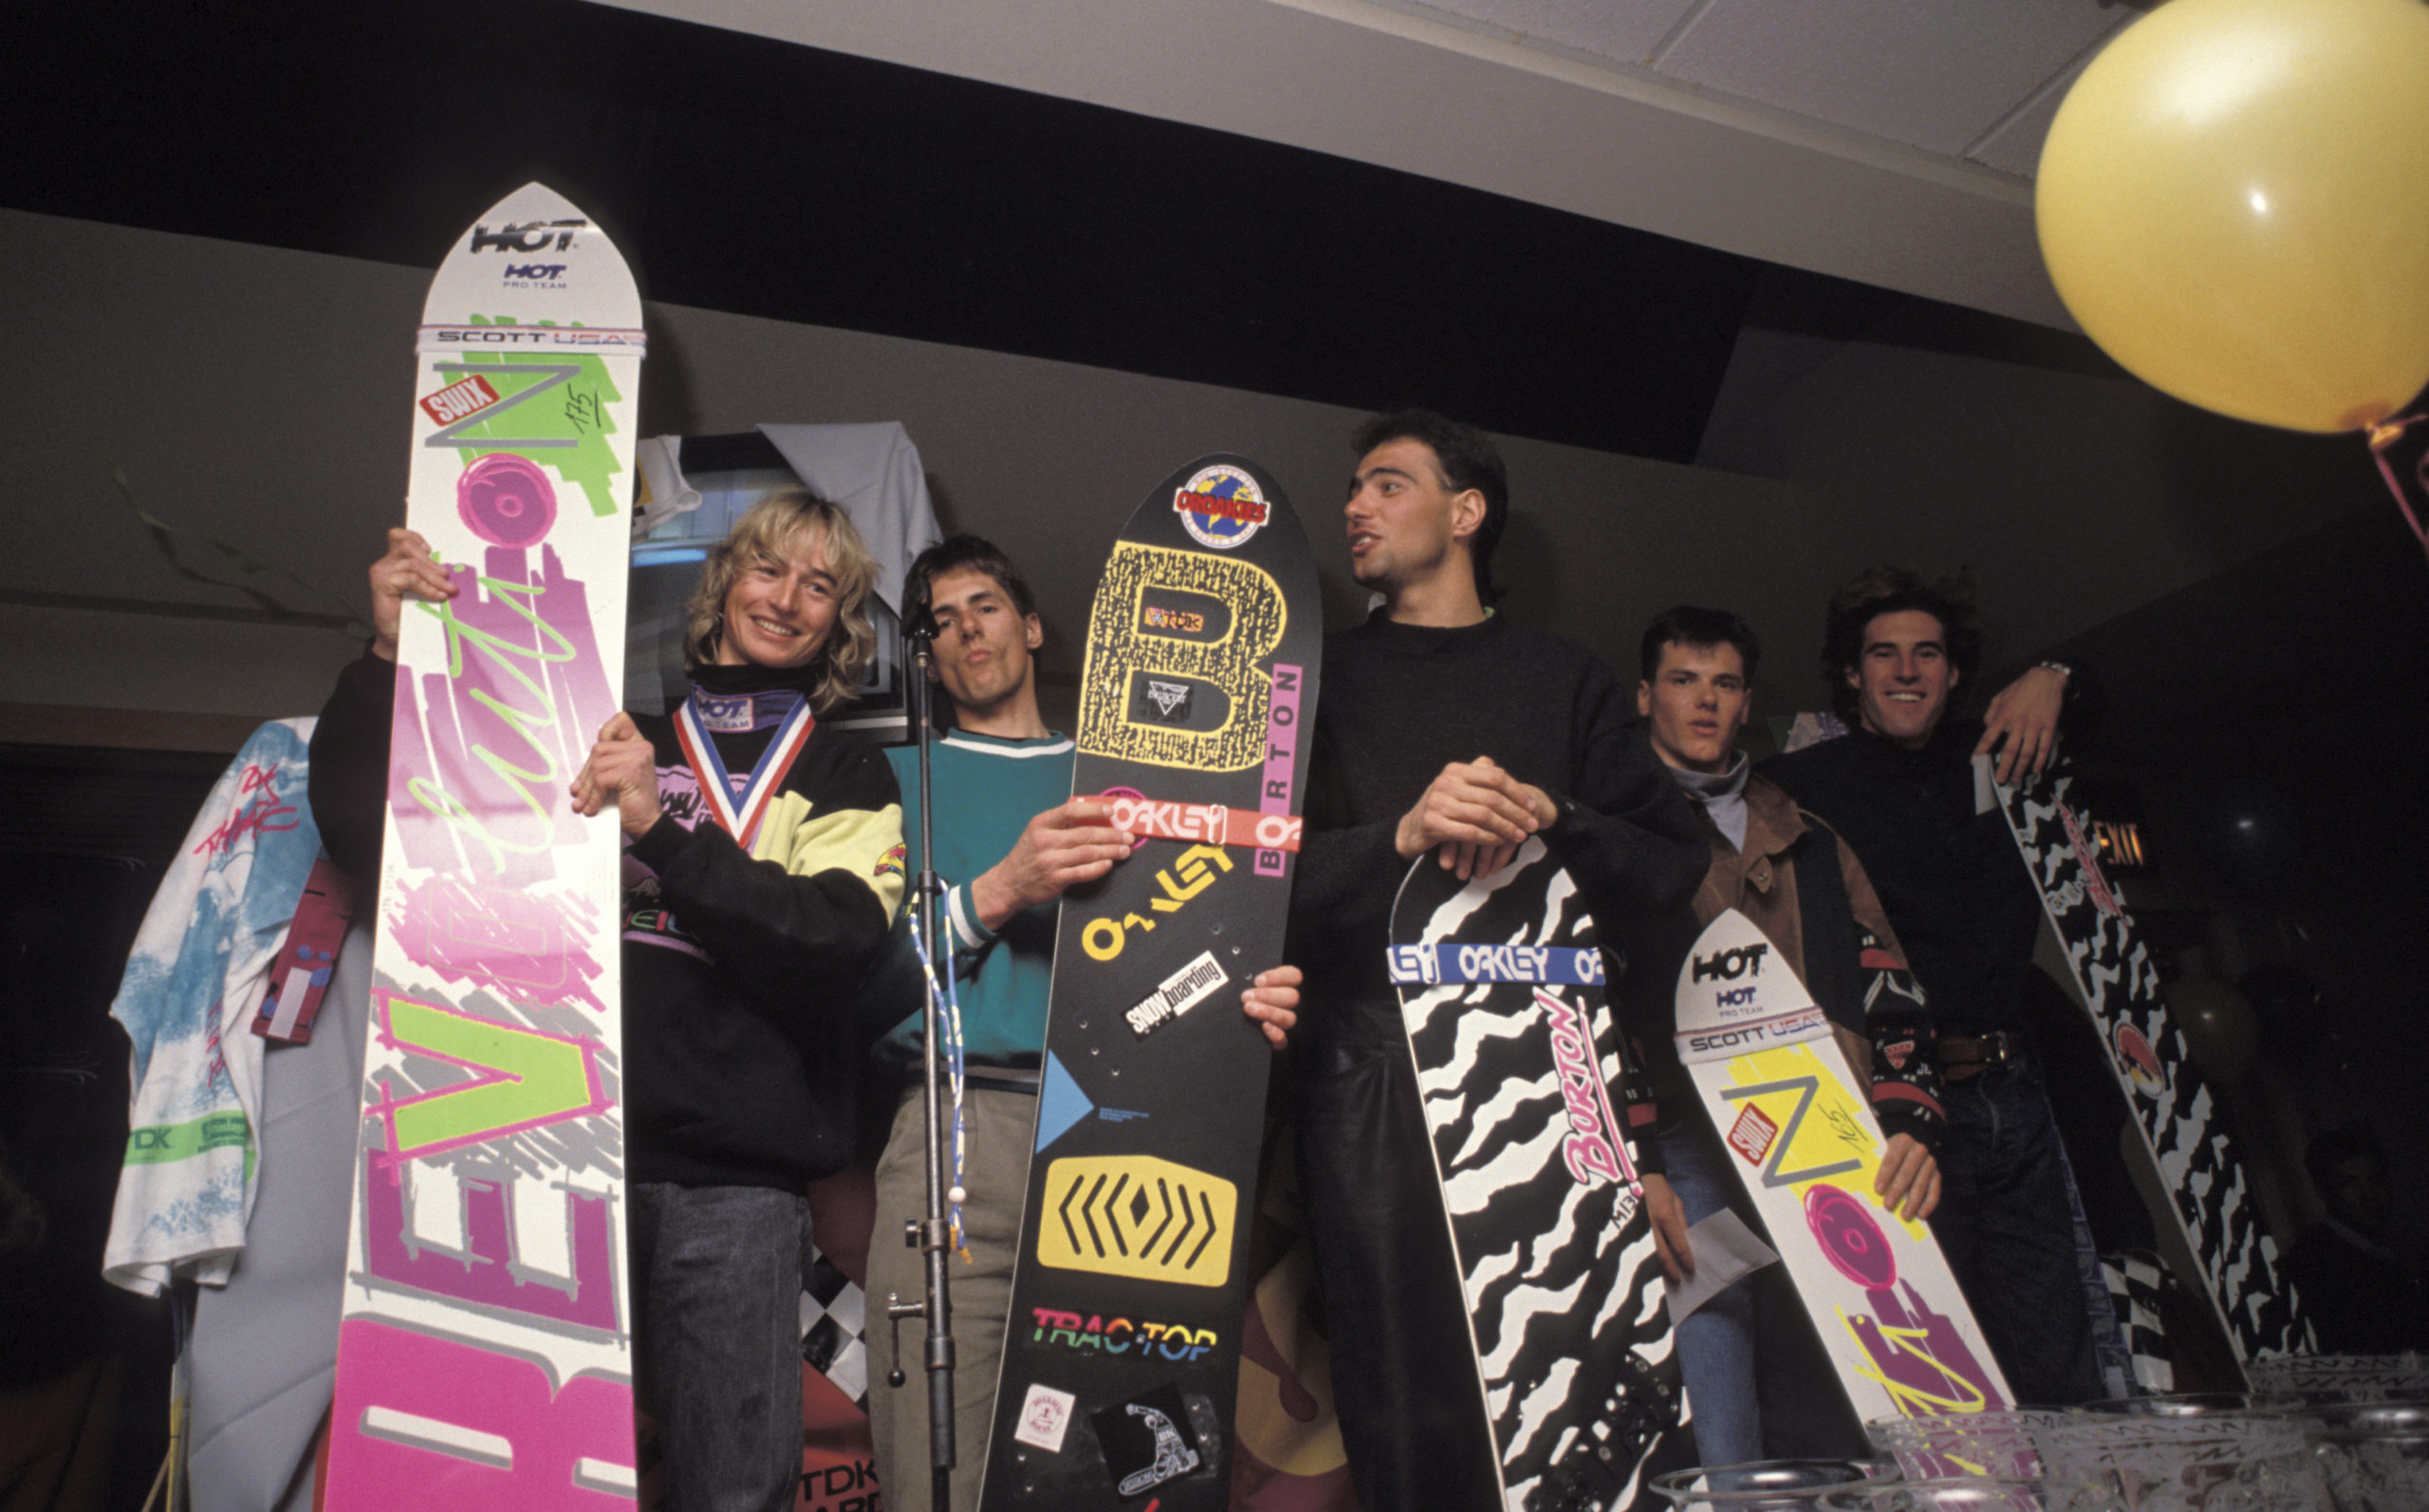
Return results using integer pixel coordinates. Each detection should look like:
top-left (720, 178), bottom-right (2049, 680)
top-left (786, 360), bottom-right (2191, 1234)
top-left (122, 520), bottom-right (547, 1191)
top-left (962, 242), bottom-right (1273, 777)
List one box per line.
top-left (1761, 568), bottom-right (2104, 1407)
top-left (1288, 411), bottom-right (1707, 1509)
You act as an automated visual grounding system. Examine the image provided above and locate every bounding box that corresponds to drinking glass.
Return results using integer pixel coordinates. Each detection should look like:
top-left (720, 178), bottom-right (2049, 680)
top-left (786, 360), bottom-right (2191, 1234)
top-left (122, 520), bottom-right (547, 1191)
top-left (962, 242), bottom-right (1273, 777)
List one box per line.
top-left (2293, 1401), bottom-right (2429, 1511)
top-left (1864, 1411), bottom-right (2082, 1482)
top-left (1648, 1457), bottom-right (1892, 1510)
top-left (2037, 1411), bottom-right (2324, 1512)
top-left (2244, 1355), bottom-right (2429, 1406)
top-left (1815, 1482), bottom-right (2085, 1512)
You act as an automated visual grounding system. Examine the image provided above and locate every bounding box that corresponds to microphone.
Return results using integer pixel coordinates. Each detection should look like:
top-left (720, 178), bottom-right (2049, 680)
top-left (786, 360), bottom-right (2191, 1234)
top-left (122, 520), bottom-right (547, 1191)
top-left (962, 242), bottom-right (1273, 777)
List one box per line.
top-left (900, 564), bottom-right (940, 645)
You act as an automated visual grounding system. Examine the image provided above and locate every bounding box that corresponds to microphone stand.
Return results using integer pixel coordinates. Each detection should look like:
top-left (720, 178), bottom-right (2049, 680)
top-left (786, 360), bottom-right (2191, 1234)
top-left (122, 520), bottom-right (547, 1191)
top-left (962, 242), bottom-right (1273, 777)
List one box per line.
top-left (884, 592), bottom-right (956, 1512)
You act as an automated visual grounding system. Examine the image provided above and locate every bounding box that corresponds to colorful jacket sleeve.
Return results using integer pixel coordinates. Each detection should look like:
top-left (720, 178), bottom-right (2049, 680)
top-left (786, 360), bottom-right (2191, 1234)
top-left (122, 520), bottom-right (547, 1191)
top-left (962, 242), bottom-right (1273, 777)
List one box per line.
top-left (628, 731), bottom-right (906, 1032)
top-left (1839, 841), bottom-right (1946, 1152)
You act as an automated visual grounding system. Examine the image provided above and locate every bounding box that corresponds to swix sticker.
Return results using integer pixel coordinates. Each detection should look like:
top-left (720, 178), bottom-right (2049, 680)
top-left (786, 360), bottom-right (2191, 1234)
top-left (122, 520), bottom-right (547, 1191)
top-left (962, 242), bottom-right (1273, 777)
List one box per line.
top-left (1722, 1073), bottom-right (1865, 1189)
top-left (419, 373), bottom-right (503, 428)
top-left (1727, 1102), bottom-right (1780, 1167)
top-left (1172, 464), bottom-right (1269, 550)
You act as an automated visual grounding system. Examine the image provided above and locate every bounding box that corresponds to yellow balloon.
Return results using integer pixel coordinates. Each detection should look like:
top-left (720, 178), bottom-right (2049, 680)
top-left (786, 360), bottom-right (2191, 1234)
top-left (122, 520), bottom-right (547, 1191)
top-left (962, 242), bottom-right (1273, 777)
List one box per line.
top-left (2037, 0), bottom-right (2429, 433)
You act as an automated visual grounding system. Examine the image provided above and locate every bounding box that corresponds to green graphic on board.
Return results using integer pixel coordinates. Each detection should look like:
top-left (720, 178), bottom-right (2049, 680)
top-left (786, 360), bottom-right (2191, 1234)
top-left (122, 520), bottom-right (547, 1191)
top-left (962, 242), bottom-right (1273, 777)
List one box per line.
top-left (450, 315), bottom-right (626, 518)
top-left (381, 995), bottom-right (600, 1155)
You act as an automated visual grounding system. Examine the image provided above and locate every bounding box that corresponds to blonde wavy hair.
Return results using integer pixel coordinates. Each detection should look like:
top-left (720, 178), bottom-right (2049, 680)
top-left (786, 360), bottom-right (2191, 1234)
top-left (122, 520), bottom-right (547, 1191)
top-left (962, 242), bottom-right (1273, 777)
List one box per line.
top-left (682, 489), bottom-right (879, 713)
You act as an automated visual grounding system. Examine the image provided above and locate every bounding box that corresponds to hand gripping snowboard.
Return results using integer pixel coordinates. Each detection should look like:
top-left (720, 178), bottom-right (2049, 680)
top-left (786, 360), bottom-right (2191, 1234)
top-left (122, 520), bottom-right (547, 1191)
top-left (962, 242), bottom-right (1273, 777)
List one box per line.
top-left (1389, 839), bottom-right (1691, 1512)
top-left (1993, 769), bottom-right (2309, 1363)
top-left (981, 457), bottom-right (1319, 1511)
top-left (326, 185), bottom-right (643, 1509)
top-left (1675, 910), bottom-right (2012, 1428)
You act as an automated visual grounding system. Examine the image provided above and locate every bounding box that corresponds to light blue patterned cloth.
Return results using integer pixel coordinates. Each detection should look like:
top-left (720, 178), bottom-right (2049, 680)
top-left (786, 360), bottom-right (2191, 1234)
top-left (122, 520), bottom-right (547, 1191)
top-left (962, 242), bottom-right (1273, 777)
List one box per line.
top-left (104, 718), bottom-right (322, 1295)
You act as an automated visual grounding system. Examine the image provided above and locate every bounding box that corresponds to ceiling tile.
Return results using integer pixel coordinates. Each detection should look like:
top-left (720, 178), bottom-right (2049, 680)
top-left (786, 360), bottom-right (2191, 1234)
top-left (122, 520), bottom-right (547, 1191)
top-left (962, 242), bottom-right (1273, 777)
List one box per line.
top-left (1417, 0), bottom-right (1702, 68)
top-left (1967, 51), bottom-right (2089, 178)
top-left (1659, 0), bottom-right (2128, 157)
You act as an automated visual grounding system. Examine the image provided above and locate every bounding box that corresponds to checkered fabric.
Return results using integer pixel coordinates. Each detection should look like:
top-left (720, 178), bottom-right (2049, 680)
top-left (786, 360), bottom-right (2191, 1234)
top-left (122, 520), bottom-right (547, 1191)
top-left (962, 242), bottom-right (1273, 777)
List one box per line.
top-left (2100, 1249), bottom-right (2173, 1394)
top-left (801, 1245), bottom-right (870, 1408)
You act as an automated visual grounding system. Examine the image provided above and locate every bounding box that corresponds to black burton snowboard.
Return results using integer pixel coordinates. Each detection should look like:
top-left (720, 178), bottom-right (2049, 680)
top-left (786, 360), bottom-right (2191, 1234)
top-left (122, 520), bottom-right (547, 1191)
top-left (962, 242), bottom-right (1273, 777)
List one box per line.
top-left (1389, 839), bottom-right (1691, 1512)
top-left (980, 458), bottom-right (1320, 1510)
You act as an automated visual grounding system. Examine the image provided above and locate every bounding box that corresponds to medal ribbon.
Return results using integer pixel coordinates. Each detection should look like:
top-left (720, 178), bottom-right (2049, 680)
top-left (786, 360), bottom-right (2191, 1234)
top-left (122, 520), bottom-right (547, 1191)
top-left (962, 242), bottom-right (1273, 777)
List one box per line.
top-left (674, 689), bottom-right (816, 851)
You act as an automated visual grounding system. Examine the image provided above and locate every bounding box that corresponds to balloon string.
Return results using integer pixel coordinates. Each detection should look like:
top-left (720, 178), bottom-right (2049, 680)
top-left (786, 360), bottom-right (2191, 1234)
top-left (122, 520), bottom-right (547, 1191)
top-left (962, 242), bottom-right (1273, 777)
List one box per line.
top-left (2365, 413), bottom-right (2429, 562)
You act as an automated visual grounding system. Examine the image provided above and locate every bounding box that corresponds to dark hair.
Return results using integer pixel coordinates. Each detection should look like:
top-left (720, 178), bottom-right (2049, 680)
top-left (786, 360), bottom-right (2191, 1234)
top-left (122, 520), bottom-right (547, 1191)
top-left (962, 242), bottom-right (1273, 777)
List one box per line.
top-left (1821, 567), bottom-right (1984, 721)
top-left (1351, 408), bottom-right (1509, 603)
top-left (2305, 1125), bottom-right (2387, 1189)
top-left (904, 534), bottom-right (1039, 620)
top-left (1641, 605), bottom-right (1762, 684)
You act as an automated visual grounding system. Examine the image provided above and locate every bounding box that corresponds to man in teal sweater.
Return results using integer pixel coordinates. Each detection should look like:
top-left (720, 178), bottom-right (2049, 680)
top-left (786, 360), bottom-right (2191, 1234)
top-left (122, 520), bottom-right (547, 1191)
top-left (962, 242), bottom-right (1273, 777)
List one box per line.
top-left (863, 536), bottom-right (1298, 1509)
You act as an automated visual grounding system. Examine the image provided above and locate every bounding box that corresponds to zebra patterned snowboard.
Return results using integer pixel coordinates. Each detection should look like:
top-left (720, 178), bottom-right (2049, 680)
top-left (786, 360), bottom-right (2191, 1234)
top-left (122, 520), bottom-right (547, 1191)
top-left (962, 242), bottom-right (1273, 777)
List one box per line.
top-left (1389, 839), bottom-right (1688, 1512)
top-left (1994, 769), bottom-right (2308, 1362)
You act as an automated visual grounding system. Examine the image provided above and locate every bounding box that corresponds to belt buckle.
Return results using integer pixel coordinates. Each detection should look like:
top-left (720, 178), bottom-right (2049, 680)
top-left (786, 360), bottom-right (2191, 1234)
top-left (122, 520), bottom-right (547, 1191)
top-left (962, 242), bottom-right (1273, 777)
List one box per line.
top-left (1983, 1033), bottom-right (2014, 1068)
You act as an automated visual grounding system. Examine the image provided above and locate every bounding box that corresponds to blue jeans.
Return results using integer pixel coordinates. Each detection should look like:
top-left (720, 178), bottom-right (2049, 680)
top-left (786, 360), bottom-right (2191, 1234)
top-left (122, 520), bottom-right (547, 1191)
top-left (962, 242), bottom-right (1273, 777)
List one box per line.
top-left (629, 1183), bottom-right (808, 1512)
top-left (1929, 1060), bottom-right (2105, 1407)
top-left (1660, 1120), bottom-right (1863, 1467)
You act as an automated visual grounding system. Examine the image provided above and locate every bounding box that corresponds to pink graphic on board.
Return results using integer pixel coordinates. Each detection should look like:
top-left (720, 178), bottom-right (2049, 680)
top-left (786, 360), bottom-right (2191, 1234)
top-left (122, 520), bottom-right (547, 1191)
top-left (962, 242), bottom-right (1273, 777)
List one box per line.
top-left (391, 874), bottom-right (607, 1016)
top-left (326, 1320), bottom-right (634, 1512)
top-left (458, 452), bottom-right (558, 547)
top-left (1808, 1184), bottom-right (1899, 1291)
top-left (362, 1152), bottom-right (619, 1330)
top-left (1846, 1280), bottom-right (2011, 1416)
top-left (389, 544), bottom-right (618, 886)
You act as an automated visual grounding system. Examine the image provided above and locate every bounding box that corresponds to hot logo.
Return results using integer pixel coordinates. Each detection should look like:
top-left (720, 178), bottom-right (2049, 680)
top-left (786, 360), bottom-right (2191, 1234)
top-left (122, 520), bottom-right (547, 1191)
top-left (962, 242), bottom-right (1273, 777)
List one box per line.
top-left (1172, 464), bottom-right (1269, 550)
top-left (2114, 1023), bottom-right (2165, 1097)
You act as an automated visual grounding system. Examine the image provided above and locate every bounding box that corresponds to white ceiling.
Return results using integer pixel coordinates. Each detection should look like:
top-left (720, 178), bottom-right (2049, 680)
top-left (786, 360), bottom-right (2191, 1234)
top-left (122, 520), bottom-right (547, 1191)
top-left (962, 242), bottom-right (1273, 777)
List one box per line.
top-left (589, 0), bottom-right (2144, 330)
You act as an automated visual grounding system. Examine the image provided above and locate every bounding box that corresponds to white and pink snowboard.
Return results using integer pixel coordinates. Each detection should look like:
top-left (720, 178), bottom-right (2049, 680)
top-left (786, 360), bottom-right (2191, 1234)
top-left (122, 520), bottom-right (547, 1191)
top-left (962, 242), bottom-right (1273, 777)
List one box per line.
top-left (325, 183), bottom-right (644, 1510)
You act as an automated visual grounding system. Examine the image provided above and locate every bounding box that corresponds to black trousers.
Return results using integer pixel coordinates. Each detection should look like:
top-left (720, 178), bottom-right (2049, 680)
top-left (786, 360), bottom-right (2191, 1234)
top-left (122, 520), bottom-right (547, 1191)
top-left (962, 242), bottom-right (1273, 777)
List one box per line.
top-left (1294, 1033), bottom-right (1504, 1512)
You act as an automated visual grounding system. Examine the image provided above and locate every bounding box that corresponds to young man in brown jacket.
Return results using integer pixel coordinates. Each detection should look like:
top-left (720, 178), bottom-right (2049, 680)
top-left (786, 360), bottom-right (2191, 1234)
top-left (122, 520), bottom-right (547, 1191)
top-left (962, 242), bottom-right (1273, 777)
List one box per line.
top-left (1623, 605), bottom-right (1945, 1465)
